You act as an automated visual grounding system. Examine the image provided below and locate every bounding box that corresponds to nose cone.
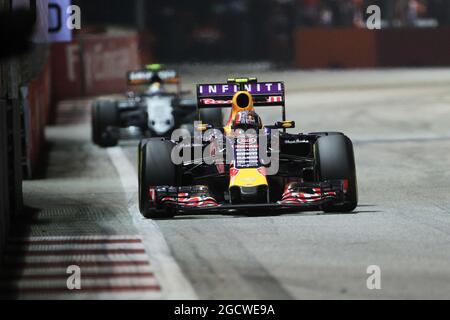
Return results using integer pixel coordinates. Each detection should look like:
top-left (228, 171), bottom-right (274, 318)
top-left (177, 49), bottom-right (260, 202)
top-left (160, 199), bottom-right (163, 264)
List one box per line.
top-left (146, 96), bottom-right (175, 135)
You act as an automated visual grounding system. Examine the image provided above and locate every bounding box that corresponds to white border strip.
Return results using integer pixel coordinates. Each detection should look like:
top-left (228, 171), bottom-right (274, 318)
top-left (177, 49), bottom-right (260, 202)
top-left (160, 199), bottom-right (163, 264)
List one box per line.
top-left (107, 147), bottom-right (198, 300)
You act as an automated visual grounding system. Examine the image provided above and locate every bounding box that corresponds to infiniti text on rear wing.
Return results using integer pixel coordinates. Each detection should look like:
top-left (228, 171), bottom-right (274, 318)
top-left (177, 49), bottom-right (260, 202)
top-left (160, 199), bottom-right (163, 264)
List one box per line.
top-left (197, 82), bottom-right (285, 109)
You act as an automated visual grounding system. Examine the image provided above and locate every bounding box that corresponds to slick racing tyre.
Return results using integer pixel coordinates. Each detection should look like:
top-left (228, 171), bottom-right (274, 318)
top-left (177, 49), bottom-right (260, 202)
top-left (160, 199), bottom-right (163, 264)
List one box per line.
top-left (92, 100), bottom-right (119, 147)
top-left (200, 108), bottom-right (223, 127)
top-left (138, 138), bottom-right (177, 219)
top-left (315, 134), bottom-right (358, 213)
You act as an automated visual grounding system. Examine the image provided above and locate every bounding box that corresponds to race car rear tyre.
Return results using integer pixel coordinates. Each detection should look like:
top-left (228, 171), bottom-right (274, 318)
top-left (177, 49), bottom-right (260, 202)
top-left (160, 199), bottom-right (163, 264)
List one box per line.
top-left (315, 134), bottom-right (358, 213)
top-left (92, 100), bottom-right (119, 147)
top-left (139, 138), bottom-right (177, 219)
top-left (200, 108), bottom-right (223, 127)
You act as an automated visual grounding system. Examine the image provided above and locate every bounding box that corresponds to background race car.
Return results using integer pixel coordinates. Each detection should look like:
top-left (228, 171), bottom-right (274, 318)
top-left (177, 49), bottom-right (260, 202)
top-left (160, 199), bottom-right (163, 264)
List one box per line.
top-left (91, 65), bottom-right (223, 147)
top-left (138, 78), bottom-right (358, 218)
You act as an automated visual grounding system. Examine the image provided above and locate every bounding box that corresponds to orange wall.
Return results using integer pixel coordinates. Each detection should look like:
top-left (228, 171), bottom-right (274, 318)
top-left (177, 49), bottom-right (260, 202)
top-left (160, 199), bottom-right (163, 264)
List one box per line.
top-left (51, 32), bottom-right (154, 101)
top-left (294, 27), bottom-right (450, 69)
top-left (377, 27), bottom-right (450, 67)
top-left (26, 61), bottom-right (52, 177)
top-left (295, 28), bottom-right (377, 69)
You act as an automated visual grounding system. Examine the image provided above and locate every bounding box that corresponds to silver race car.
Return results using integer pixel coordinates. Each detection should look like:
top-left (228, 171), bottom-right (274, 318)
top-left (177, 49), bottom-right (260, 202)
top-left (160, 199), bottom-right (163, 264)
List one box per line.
top-left (92, 64), bottom-right (222, 147)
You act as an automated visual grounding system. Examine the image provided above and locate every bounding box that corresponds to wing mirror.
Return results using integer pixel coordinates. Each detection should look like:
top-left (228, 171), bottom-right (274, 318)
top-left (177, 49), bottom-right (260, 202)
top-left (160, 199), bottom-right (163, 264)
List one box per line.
top-left (125, 91), bottom-right (135, 99)
top-left (266, 121), bottom-right (296, 129)
top-left (195, 123), bottom-right (213, 132)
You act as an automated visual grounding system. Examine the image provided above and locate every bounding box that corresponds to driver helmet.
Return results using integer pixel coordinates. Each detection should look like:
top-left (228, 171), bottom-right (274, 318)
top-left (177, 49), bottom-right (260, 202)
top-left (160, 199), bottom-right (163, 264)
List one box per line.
top-left (147, 82), bottom-right (162, 94)
top-left (233, 110), bottom-right (262, 130)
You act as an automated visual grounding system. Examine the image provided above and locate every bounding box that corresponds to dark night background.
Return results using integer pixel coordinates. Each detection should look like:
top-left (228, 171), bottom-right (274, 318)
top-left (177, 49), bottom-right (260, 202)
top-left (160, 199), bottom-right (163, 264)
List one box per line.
top-left (72, 0), bottom-right (450, 63)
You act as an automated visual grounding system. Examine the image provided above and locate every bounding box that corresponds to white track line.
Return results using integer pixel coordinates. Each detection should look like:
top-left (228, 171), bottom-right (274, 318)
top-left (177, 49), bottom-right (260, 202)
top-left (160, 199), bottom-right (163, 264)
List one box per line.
top-left (107, 147), bottom-right (198, 300)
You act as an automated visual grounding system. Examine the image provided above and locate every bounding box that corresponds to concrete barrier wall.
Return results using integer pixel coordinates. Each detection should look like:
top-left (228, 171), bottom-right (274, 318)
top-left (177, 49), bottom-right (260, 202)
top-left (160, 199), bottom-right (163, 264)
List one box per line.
top-left (0, 100), bottom-right (9, 256)
top-left (0, 52), bottom-right (51, 257)
top-left (294, 27), bottom-right (450, 69)
top-left (24, 61), bottom-right (52, 178)
top-left (0, 98), bottom-right (23, 258)
top-left (51, 40), bottom-right (83, 101)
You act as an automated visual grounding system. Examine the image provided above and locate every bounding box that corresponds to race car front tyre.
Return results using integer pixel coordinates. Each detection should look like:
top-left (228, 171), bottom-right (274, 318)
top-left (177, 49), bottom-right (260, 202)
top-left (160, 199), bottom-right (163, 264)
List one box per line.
top-left (139, 138), bottom-right (177, 219)
top-left (92, 100), bottom-right (119, 147)
top-left (315, 134), bottom-right (358, 213)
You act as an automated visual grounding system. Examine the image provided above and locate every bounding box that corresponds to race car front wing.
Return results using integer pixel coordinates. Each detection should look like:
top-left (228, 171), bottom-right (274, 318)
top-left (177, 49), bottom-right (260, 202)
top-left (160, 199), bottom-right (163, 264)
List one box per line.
top-left (148, 180), bottom-right (348, 214)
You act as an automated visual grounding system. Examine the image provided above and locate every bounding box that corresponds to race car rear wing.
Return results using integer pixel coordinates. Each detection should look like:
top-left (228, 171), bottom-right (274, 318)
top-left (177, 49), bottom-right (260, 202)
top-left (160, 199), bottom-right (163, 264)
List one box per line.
top-left (197, 78), bottom-right (286, 120)
top-left (127, 69), bottom-right (179, 86)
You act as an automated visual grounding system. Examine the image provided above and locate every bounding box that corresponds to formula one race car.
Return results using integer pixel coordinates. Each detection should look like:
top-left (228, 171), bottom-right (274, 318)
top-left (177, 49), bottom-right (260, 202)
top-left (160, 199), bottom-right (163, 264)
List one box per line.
top-left (138, 78), bottom-right (358, 218)
top-left (91, 65), bottom-right (223, 147)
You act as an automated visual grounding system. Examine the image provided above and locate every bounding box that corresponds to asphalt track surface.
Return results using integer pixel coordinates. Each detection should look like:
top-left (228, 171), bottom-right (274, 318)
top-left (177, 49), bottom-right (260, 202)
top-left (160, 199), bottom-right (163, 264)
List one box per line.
top-left (5, 68), bottom-right (450, 299)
